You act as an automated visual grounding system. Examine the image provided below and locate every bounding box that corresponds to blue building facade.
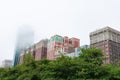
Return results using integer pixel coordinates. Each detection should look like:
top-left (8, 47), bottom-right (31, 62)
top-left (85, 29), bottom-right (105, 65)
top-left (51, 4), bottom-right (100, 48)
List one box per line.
top-left (13, 26), bottom-right (34, 66)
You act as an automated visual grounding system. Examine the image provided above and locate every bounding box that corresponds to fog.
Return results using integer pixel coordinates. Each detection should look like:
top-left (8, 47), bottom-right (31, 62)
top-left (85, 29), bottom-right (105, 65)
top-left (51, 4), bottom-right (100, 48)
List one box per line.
top-left (0, 0), bottom-right (120, 65)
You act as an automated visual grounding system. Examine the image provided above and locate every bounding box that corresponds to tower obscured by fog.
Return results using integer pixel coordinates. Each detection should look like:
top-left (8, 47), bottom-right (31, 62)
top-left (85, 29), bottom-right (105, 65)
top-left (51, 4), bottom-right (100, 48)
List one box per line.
top-left (13, 26), bottom-right (34, 66)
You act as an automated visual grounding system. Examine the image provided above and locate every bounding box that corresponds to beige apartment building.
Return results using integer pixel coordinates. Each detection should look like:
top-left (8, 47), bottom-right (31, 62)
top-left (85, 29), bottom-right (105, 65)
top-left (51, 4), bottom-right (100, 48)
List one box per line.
top-left (90, 26), bottom-right (120, 64)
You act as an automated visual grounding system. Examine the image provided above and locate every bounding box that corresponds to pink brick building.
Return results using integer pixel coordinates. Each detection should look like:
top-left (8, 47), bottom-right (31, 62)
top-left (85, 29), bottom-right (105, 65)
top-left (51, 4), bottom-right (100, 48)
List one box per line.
top-left (19, 35), bottom-right (80, 64)
top-left (47, 35), bottom-right (80, 60)
top-left (19, 39), bottom-right (48, 64)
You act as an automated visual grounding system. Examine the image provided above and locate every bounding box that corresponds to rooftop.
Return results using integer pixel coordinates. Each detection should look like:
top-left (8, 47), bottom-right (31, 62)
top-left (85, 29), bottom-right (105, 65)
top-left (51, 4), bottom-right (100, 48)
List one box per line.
top-left (90, 26), bottom-right (120, 35)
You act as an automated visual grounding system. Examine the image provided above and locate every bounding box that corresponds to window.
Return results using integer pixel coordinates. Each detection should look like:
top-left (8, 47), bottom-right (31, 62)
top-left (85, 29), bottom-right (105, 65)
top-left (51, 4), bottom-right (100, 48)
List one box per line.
top-left (69, 40), bottom-right (72, 44)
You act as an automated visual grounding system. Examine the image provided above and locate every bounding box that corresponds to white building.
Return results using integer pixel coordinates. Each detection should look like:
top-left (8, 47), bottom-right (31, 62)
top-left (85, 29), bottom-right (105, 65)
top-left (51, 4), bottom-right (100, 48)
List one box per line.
top-left (2, 60), bottom-right (12, 68)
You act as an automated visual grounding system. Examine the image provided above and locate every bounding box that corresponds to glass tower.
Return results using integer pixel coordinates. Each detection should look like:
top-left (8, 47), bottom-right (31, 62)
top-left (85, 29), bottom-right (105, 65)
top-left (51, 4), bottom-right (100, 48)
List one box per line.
top-left (13, 26), bottom-right (34, 66)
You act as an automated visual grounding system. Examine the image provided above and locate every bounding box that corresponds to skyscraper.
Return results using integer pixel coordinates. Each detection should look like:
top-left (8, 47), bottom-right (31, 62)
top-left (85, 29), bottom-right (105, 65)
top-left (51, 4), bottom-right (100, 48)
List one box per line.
top-left (90, 26), bottom-right (120, 64)
top-left (19, 39), bottom-right (48, 64)
top-left (13, 26), bottom-right (34, 66)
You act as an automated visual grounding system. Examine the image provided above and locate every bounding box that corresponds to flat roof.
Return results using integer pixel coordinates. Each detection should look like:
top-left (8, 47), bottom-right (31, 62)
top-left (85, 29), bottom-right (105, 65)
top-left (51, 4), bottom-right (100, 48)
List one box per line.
top-left (90, 26), bottom-right (120, 35)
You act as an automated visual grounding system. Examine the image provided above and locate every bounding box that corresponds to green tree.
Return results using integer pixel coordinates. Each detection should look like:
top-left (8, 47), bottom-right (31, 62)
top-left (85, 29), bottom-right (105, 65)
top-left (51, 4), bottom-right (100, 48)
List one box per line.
top-left (1, 48), bottom-right (120, 80)
top-left (75, 47), bottom-right (108, 79)
top-left (79, 47), bottom-right (103, 65)
top-left (23, 53), bottom-right (35, 65)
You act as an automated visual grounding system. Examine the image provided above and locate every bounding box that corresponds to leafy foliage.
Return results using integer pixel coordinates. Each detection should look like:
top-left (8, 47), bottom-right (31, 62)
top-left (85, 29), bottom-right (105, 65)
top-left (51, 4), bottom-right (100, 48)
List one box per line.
top-left (0, 47), bottom-right (120, 80)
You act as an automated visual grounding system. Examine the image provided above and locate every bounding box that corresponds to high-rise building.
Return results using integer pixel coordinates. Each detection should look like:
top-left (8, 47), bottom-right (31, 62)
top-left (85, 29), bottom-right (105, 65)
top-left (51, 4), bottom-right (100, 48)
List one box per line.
top-left (2, 60), bottom-right (12, 68)
top-left (47, 35), bottom-right (80, 60)
top-left (47, 35), bottom-right (63, 60)
top-left (35, 39), bottom-right (48, 60)
top-left (13, 26), bottom-right (34, 66)
top-left (19, 35), bottom-right (79, 63)
top-left (19, 39), bottom-right (48, 64)
top-left (90, 26), bottom-right (120, 64)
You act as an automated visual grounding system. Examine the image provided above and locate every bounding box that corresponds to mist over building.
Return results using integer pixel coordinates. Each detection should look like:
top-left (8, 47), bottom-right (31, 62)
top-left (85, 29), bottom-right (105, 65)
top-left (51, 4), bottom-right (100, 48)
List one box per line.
top-left (19, 35), bottom-right (80, 64)
top-left (13, 26), bottom-right (34, 66)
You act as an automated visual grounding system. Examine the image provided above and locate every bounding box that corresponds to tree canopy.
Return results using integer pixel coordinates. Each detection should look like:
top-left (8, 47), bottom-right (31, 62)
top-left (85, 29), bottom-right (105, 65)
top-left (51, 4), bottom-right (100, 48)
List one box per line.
top-left (0, 47), bottom-right (120, 80)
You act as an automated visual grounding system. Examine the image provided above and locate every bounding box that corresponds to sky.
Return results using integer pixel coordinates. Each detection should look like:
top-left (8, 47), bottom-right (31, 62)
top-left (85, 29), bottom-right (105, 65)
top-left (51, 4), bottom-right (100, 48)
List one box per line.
top-left (0, 0), bottom-right (120, 65)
